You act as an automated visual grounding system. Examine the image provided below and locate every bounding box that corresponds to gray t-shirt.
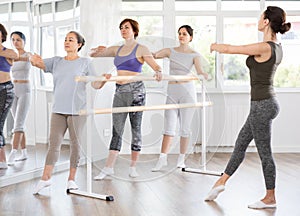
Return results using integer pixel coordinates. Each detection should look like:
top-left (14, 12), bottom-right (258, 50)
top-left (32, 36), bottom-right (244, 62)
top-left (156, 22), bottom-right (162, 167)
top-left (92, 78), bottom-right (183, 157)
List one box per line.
top-left (11, 52), bottom-right (31, 80)
top-left (44, 56), bottom-right (95, 114)
top-left (169, 48), bottom-right (199, 75)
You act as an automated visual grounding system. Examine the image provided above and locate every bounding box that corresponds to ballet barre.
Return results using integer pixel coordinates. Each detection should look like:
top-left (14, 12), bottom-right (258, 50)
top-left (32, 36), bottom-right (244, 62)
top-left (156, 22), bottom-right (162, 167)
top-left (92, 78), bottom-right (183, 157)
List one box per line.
top-left (79, 102), bottom-right (212, 115)
top-left (75, 74), bottom-right (199, 82)
top-left (73, 74), bottom-right (219, 201)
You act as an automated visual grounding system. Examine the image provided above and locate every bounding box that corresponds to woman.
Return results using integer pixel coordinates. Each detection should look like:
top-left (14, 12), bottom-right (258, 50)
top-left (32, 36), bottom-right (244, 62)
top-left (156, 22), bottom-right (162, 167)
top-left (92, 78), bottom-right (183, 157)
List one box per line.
top-left (31, 31), bottom-right (105, 194)
top-left (205, 6), bottom-right (290, 209)
top-left (152, 25), bottom-right (208, 171)
top-left (0, 24), bottom-right (18, 169)
top-left (7, 31), bottom-right (32, 165)
top-left (90, 18), bottom-right (162, 179)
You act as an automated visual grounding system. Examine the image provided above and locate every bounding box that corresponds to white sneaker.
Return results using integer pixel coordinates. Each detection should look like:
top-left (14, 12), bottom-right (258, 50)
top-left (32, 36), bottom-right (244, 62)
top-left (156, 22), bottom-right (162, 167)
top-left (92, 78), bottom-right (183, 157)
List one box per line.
top-left (129, 167), bottom-right (139, 178)
top-left (177, 154), bottom-right (186, 168)
top-left (152, 154), bottom-right (167, 172)
top-left (33, 179), bottom-right (52, 194)
top-left (7, 150), bottom-right (16, 165)
top-left (0, 162), bottom-right (8, 169)
top-left (67, 180), bottom-right (79, 190)
top-left (94, 167), bottom-right (114, 180)
top-left (16, 149), bottom-right (28, 161)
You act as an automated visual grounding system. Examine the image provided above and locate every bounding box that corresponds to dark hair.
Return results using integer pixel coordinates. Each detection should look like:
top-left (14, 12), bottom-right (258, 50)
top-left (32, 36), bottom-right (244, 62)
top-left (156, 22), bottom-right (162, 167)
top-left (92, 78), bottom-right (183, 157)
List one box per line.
top-left (178, 25), bottom-right (194, 41)
top-left (0, 23), bottom-right (8, 43)
top-left (264, 6), bottom-right (291, 34)
top-left (68, 31), bottom-right (85, 51)
top-left (119, 18), bottom-right (139, 39)
top-left (10, 31), bottom-right (26, 43)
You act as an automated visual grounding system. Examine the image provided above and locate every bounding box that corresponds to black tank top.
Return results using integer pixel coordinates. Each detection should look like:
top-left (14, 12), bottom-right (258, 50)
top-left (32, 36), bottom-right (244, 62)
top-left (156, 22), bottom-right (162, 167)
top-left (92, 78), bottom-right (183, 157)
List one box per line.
top-left (246, 41), bottom-right (282, 101)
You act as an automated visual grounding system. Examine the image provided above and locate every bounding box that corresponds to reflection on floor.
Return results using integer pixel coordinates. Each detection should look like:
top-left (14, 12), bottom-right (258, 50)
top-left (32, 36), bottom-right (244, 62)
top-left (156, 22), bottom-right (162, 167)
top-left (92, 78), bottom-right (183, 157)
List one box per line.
top-left (1, 153), bottom-right (299, 216)
top-left (0, 143), bottom-right (70, 178)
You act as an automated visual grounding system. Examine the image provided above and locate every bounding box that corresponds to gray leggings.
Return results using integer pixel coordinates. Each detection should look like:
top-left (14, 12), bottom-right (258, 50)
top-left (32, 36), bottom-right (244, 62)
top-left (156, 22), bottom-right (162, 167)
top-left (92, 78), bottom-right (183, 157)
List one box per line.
top-left (0, 81), bottom-right (14, 148)
top-left (45, 113), bottom-right (86, 168)
top-left (224, 97), bottom-right (279, 190)
top-left (109, 81), bottom-right (145, 152)
top-left (11, 83), bottom-right (31, 132)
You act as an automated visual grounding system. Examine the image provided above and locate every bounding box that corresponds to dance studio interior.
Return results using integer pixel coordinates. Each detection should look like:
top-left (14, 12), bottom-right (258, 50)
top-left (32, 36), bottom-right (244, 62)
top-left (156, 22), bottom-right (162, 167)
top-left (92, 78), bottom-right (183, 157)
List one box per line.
top-left (0, 0), bottom-right (299, 215)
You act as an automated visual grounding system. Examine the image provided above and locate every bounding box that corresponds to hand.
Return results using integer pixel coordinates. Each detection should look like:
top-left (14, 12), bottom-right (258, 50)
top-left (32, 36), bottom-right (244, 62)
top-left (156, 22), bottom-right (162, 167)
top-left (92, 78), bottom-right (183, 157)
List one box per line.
top-left (202, 72), bottom-right (209, 80)
top-left (29, 53), bottom-right (42, 66)
top-left (103, 73), bottom-right (112, 80)
top-left (154, 71), bottom-right (162, 81)
top-left (89, 46), bottom-right (107, 56)
top-left (210, 43), bottom-right (216, 53)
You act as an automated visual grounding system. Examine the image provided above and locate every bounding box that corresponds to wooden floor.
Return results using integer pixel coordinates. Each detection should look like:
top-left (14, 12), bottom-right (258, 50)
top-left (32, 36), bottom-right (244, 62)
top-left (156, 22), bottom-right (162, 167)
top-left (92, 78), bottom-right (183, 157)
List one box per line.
top-left (1, 152), bottom-right (299, 216)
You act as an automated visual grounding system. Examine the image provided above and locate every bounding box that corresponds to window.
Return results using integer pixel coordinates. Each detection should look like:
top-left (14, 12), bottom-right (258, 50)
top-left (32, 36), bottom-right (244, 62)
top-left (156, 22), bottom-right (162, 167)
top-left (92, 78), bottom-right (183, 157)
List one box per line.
top-left (11, 2), bottom-right (28, 21)
top-left (0, 4), bottom-right (8, 21)
top-left (176, 16), bottom-right (216, 88)
top-left (222, 17), bottom-right (258, 87)
top-left (122, 0), bottom-right (163, 11)
top-left (274, 15), bottom-right (300, 87)
top-left (34, 0), bottom-right (80, 88)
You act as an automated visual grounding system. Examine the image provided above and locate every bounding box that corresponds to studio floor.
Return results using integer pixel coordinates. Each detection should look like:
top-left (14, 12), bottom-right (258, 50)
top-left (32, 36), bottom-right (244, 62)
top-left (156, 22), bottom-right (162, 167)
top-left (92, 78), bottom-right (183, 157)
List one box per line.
top-left (1, 152), bottom-right (299, 216)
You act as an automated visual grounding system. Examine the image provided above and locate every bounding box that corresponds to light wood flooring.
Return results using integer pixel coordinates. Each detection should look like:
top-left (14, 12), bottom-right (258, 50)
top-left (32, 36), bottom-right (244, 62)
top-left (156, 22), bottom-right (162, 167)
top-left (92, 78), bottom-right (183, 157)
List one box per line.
top-left (1, 152), bottom-right (299, 216)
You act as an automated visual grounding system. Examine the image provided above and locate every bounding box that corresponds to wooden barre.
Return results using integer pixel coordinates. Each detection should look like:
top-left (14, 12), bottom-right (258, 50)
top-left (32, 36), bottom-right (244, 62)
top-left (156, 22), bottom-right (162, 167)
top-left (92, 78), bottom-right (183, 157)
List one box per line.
top-left (75, 75), bottom-right (199, 82)
top-left (79, 102), bottom-right (212, 115)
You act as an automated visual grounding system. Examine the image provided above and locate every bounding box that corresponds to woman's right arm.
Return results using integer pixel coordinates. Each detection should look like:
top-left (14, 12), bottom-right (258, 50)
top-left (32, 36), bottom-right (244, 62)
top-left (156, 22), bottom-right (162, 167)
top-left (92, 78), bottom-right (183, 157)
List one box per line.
top-left (29, 54), bottom-right (46, 70)
top-left (89, 46), bottom-right (119, 57)
top-left (153, 48), bottom-right (171, 59)
top-left (0, 48), bottom-right (18, 60)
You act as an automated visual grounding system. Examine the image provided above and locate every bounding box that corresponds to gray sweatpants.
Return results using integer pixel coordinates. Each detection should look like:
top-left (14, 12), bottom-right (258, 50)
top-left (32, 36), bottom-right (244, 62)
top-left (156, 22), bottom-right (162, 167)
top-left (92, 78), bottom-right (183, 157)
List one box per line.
top-left (224, 97), bottom-right (279, 190)
top-left (45, 113), bottom-right (86, 168)
top-left (11, 82), bottom-right (31, 132)
top-left (109, 81), bottom-right (145, 152)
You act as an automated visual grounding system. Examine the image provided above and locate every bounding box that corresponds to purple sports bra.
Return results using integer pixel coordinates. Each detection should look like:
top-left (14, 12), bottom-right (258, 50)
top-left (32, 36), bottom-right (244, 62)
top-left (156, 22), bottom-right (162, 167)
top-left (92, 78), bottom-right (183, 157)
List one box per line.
top-left (114, 44), bottom-right (142, 73)
top-left (0, 47), bottom-right (12, 73)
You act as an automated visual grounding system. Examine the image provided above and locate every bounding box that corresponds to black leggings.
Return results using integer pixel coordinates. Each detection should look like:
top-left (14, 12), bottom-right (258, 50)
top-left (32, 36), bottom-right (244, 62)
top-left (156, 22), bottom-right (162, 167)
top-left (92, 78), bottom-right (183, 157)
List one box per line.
top-left (0, 81), bottom-right (14, 148)
top-left (224, 97), bottom-right (279, 190)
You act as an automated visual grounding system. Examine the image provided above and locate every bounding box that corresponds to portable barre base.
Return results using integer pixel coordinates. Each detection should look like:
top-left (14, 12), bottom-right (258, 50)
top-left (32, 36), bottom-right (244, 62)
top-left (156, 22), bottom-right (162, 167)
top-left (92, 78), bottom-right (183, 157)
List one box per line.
top-left (66, 189), bottom-right (114, 201)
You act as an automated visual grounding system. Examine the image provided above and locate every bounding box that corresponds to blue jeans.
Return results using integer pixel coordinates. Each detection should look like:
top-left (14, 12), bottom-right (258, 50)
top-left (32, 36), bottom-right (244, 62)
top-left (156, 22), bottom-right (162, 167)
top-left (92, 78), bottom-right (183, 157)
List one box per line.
top-left (0, 81), bottom-right (14, 148)
top-left (109, 81), bottom-right (145, 152)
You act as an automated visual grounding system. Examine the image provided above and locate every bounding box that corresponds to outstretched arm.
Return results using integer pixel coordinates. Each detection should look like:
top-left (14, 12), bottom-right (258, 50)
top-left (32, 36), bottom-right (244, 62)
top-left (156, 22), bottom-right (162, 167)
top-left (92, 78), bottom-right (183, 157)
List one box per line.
top-left (89, 46), bottom-right (118, 57)
top-left (153, 48), bottom-right (170, 59)
top-left (210, 42), bottom-right (271, 56)
top-left (0, 48), bottom-right (18, 60)
top-left (30, 54), bottom-right (46, 71)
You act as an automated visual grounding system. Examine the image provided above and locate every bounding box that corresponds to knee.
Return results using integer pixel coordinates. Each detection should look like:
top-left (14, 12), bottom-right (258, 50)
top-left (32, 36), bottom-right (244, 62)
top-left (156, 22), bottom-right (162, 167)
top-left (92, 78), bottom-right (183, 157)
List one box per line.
top-left (180, 129), bottom-right (191, 137)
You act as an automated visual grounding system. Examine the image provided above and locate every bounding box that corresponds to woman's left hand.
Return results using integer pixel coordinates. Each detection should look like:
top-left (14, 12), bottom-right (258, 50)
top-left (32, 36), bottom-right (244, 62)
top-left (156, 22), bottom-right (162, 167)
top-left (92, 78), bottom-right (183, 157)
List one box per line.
top-left (154, 71), bottom-right (162, 81)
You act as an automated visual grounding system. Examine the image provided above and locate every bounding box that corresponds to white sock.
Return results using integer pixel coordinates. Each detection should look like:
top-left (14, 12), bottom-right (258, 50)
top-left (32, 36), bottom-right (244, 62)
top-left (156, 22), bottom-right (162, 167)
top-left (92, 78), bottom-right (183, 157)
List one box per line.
top-left (159, 153), bottom-right (167, 158)
top-left (152, 153), bottom-right (168, 171)
top-left (177, 154), bottom-right (186, 168)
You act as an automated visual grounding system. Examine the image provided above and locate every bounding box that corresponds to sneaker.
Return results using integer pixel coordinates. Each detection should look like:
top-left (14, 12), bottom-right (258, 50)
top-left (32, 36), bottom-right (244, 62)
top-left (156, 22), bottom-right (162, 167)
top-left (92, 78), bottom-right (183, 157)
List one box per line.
top-left (176, 154), bottom-right (186, 168)
top-left (0, 162), bottom-right (8, 169)
top-left (94, 167), bottom-right (114, 180)
top-left (7, 150), bottom-right (16, 165)
top-left (129, 167), bottom-right (139, 178)
top-left (67, 180), bottom-right (79, 190)
top-left (15, 149), bottom-right (28, 161)
top-left (33, 179), bottom-right (52, 194)
top-left (152, 154), bottom-right (167, 172)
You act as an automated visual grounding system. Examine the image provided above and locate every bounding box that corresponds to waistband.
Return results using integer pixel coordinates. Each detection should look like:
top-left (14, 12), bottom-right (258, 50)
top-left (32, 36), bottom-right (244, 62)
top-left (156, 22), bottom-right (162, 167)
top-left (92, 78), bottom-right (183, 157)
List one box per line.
top-left (169, 81), bottom-right (191, 84)
top-left (0, 81), bottom-right (12, 85)
top-left (13, 80), bottom-right (30, 83)
top-left (116, 80), bottom-right (143, 87)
